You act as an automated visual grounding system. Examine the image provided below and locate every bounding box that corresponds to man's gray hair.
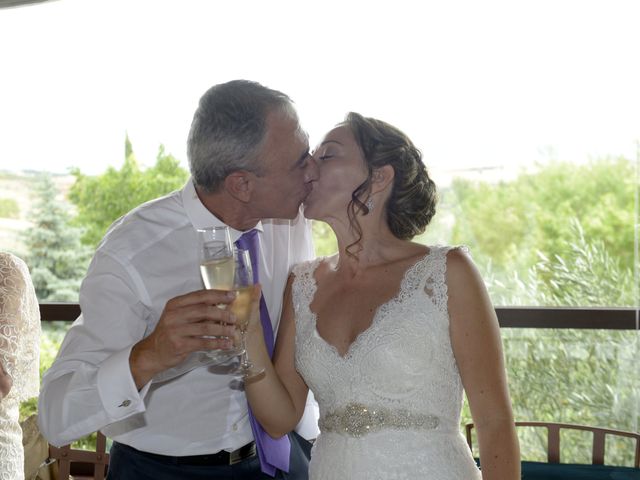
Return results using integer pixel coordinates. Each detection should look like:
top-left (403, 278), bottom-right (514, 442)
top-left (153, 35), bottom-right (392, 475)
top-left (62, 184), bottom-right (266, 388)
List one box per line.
top-left (187, 80), bottom-right (296, 192)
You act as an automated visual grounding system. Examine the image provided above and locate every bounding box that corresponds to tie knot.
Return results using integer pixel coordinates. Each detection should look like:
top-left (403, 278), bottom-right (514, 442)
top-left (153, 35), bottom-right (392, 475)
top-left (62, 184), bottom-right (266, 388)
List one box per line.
top-left (235, 229), bottom-right (259, 253)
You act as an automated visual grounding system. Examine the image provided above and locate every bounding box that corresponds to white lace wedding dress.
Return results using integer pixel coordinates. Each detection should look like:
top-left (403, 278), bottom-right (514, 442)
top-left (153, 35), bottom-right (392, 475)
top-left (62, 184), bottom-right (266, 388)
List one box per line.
top-left (0, 253), bottom-right (41, 480)
top-left (293, 246), bottom-right (482, 480)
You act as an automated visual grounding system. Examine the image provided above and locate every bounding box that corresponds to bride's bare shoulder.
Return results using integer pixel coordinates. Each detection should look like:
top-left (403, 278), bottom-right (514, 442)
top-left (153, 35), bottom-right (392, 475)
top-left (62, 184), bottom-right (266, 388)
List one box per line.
top-left (311, 254), bottom-right (338, 280)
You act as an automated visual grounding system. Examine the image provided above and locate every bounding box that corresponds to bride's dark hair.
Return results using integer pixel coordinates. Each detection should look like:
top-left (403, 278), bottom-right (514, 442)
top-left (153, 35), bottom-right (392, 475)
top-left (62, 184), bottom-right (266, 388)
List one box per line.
top-left (342, 112), bottom-right (437, 257)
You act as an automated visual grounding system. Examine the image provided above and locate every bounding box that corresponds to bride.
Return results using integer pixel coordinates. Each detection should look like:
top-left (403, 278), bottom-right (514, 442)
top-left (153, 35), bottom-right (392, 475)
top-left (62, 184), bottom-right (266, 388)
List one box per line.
top-left (243, 112), bottom-right (520, 479)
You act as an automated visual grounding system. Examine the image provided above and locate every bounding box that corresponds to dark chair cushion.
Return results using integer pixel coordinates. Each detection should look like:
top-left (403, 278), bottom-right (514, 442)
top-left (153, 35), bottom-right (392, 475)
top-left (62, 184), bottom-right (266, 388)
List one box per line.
top-left (521, 461), bottom-right (640, 480)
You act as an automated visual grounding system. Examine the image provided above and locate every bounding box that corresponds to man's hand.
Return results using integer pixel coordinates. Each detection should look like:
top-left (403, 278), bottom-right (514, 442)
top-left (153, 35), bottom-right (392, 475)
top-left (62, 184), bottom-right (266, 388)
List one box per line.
top-left (130, 289), bottom-right (238, 389)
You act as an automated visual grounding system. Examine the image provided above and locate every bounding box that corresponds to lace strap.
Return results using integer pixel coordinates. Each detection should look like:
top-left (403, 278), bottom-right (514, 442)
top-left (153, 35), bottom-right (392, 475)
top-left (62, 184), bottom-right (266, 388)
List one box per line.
top-left (291, 257), bottom-right (322, 317)
top-left (291, 258), bottom-right (321, 286)
top-left (411, 245), bottom-right (470, 315)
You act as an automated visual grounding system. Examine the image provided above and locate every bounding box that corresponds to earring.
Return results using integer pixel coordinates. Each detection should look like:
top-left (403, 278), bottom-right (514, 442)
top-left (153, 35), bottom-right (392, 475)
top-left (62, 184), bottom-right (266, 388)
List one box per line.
top-left (365, 198), bottom-right (374, 212)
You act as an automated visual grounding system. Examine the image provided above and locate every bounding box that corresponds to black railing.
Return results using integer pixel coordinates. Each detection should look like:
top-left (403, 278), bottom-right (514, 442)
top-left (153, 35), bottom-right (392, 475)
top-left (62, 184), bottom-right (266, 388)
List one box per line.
top-left (496, 307), bottom-right (638, 329)
top-left (39, 303), bottom-right (640, 330)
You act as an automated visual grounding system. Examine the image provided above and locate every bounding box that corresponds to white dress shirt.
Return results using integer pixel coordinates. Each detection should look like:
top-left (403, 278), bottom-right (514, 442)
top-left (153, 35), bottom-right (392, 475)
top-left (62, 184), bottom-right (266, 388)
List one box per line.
top-left (38, 179), bottom-right (319, 455)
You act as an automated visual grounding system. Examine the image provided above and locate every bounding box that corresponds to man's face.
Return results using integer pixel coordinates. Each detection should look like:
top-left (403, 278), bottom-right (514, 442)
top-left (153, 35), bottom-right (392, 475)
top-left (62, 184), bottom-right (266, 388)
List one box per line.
top-left (250, 110), bottom-right (318, 219)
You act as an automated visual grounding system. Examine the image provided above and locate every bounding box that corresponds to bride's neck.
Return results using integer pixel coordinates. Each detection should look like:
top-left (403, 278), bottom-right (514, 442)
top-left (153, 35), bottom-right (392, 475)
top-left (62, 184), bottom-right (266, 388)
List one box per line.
top-left (329, 221), bottom-right (404, 274)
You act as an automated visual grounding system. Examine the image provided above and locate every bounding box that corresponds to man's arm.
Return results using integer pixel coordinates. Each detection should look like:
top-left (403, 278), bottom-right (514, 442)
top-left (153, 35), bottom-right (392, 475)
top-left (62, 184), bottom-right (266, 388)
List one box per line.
top-left (38, 251), bottom-right (236, 446)
top-left (38, 251), bottom-right (153, 445)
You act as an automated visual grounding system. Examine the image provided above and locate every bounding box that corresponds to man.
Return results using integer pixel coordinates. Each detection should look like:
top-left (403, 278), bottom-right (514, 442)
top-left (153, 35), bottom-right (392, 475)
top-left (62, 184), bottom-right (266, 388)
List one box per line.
top-left (38, 80), bottom-right (320, 479)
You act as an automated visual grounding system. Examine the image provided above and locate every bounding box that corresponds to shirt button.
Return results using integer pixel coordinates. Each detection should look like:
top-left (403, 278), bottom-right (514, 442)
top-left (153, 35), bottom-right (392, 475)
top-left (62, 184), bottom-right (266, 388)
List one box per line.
top-left (232, 424), bottom-right (238, 431)
top-left (118, 400), bottom-right (131, 407)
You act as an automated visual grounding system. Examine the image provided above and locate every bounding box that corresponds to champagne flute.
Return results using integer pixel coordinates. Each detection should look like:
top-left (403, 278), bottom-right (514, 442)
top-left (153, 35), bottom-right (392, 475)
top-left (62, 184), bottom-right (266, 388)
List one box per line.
top-left (197, 226), bottom-right (238, 362)
top-left (152, 226), bottom-right (237, 383)
top-left (199, 226), bottom-right (234, 291)
top-left (228, 248), bottom-right (265, 379)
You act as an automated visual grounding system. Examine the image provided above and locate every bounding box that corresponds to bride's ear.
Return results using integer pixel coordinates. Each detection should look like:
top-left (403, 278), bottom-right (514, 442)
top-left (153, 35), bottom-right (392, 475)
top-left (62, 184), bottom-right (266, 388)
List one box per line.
top-left (371, 165), bottom-right (394, 194)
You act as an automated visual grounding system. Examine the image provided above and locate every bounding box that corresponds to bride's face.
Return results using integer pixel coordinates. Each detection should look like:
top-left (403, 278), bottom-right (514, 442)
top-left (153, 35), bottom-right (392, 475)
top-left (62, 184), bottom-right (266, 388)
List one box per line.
top-left (304, 125), bottom-right (369, 221)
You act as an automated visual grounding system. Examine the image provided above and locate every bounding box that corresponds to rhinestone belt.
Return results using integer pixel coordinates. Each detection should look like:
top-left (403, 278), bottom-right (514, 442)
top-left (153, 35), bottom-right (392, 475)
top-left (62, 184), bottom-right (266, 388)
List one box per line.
top-left (319, 402), bottom-right (440, 437)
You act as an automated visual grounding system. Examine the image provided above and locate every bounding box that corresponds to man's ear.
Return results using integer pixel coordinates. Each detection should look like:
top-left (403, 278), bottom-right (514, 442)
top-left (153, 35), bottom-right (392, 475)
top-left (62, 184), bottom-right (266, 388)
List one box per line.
top-left (224, 171), bottom-right (253, 202)
top-left (371, 165), bottom-right (394, 194)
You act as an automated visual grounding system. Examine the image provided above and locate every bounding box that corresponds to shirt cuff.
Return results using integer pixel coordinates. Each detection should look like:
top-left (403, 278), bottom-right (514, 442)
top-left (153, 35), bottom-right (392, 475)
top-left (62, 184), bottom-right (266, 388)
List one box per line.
top-left (97, 346), bottom-right (150, 421)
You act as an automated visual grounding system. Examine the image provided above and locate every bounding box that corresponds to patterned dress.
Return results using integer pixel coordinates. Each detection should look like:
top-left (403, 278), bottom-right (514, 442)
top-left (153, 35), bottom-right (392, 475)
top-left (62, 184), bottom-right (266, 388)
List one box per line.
top-left (292, 246), bottom-right (482, 480)
top-left (1, 253), bottom-right (40, 480)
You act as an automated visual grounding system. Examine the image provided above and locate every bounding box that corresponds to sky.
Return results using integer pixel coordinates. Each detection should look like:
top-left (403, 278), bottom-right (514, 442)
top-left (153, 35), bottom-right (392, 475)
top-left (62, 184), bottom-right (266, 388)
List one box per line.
top-left (0, 0), bottom-right (639, 184)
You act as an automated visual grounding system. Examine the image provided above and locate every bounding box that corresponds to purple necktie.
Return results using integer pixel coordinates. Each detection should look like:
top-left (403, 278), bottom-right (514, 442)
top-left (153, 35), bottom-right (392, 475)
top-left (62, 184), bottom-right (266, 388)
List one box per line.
top-left (235, 229), bottom-right (291, 476)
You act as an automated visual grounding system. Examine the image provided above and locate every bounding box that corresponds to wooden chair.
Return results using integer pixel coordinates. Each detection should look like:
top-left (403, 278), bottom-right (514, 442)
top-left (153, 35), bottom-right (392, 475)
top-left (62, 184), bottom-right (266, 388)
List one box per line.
top-left (47, 432), bottom-right (110, 480)
top-left (466, 421), bottom-right (640, 479)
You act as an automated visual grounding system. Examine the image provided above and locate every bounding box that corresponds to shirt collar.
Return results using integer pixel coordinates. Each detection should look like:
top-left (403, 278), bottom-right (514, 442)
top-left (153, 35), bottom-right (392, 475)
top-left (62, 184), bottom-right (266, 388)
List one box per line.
top-left (181, 178), bottom-right (264, 242)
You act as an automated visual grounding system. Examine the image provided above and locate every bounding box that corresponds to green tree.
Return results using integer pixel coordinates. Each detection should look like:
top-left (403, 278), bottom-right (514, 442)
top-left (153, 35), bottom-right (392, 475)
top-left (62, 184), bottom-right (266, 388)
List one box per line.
top-left (312, 221), bottom-right (337, 256)
top-left (443, 159), bottom-right (637, 463)
top-left (69, 137), bottom-right (189, 246)
top-left (500, 227), bottom-right (637, 463)
top-left (22, 175), bottom-right (91, 301)
top-left (448, 157), bottom-right (635, 304)
top-left (460, 221), bottom-right (637, 464)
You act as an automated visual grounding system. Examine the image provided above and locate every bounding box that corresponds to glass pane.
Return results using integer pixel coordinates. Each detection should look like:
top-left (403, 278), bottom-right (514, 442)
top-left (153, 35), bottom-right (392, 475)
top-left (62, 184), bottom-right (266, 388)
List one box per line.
top-left (2, 0), bottom-right (637, 463)
top-left (461, 328), bottom-right (638, 465)
top-left (420, 157), bottom-right (637, 309)
top-left (517, 426), bottom-right (548, 463)
top-left (605, 435), bottom-right (639, 468)
top-left (560, 429), bottom-right (592, 464)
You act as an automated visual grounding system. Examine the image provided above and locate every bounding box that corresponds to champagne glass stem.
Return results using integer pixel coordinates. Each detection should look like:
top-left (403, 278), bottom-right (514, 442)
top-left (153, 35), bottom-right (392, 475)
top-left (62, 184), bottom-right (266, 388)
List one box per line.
top-left (240, 331), bottom-right (254, 371)
top-left (239, 332), bottom-right (248, 369)
top-left (236, 328), bottom-right (263, 378)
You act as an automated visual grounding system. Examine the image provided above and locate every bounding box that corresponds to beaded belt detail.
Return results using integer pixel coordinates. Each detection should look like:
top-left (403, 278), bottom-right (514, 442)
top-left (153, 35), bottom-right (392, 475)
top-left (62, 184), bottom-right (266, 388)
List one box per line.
top-left (319, 402), bottom-right (440, 437)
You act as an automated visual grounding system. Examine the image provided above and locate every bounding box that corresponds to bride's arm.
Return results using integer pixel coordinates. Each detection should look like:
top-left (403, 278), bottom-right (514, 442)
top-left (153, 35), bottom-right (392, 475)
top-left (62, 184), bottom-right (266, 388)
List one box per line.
top-left (244, 274), bottom-right (310, 438)
top-left (446, 248), bottom-right (521, 480)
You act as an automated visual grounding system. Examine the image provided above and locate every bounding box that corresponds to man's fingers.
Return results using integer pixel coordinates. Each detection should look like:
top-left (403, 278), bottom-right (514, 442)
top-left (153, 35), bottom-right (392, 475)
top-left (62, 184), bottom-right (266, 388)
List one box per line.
top-left (191, 336), bottom-right (235, 352)
top-left (160, 326), bottom-right (237, 357)
top-left (182, 321), bottom-right (236, 339)
top-left (168, 289), bottom-right (237, 309)
top-left (168, 336), bottom-right (235, 358)
top-left (169, 303), bottom-right (237, 325)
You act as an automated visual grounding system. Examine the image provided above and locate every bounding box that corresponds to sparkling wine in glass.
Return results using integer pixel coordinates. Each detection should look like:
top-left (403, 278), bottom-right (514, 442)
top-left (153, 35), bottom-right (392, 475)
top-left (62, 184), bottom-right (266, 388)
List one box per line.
top-left (199, 227), bottom-right (234, 290)
top-left (197, 226), bottom-right (237, 362)
top-left (229, 248), bottom-right (264, 379)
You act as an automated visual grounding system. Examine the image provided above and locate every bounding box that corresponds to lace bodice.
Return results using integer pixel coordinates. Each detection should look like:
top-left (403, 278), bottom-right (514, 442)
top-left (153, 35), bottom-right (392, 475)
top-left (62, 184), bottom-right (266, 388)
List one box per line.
top-left (292, 246), bottom-right (481, 479)
top-left (1, 252), bottom-right (41, 480)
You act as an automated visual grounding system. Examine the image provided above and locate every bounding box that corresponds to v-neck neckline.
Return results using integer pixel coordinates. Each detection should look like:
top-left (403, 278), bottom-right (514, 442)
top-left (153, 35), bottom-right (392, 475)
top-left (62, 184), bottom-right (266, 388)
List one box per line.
top-left (305, 249), bottom-right (433, 360)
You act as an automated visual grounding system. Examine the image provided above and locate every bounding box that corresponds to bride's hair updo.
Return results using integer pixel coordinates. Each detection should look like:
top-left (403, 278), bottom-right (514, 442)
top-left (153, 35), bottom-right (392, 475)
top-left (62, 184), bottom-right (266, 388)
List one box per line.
top-left (343, 112), bottom-right (437, 250)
